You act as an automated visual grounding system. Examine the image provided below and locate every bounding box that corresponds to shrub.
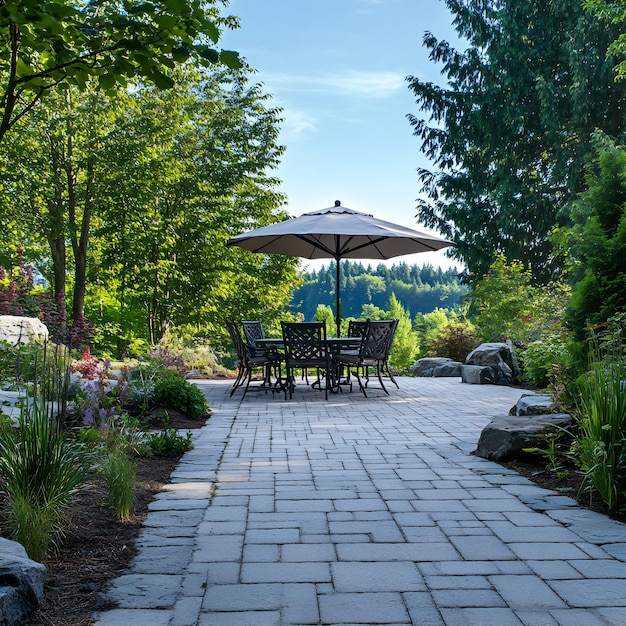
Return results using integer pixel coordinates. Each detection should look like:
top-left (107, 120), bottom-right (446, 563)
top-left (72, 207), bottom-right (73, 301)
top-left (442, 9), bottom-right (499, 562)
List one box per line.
top-left (470, 255), bottom-right (570, 345)
top-left (150, 327), bottom-right (227, 378)
top-left (428, 320), bottom-right (478, 362)
top-left (139, 427), bottom-right (193, 457)
top-left (521, 330), bottom-right (572, 388)
top-left (153, 372), bottom-right (209, 419)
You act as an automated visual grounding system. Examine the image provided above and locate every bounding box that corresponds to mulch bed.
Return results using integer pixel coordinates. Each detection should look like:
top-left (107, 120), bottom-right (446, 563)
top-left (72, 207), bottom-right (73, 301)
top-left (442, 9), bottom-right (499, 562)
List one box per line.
top-left (21, 411), bottom-right (206, 626)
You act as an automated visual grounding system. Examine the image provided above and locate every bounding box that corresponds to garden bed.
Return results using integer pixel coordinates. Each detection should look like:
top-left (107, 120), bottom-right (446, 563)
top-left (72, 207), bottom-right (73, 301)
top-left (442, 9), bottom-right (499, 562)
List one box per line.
top-left (21, 411), bottom-right (205, 626)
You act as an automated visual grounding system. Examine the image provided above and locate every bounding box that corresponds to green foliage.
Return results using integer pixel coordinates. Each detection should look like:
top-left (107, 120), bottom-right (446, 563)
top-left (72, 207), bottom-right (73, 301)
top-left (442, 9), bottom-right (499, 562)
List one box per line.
top-left (521, 331), bottom-right (573, 388)
top-left (572, 323), bottom-right (626, 512)
top-left (428, 320), bottom-right (478, 363)
top-left (471, 255), bottom-right (570, 345)
top-left (0, 408), bottom-right (87, 561)
top-left (1, 65), bottom-right (295, 356)
top-left (523, 431), bottom-right (571, 475)
top-left (559, 134), bottom-right (626, 338)
top-left (414, 307), bottom-right (454, 358)
top-left (387, 294), bottom-right (419, 370)
top-left (585, 0), bottom-right (626, 80)
top-left (139, 428), bottom-right (193, 458)
top-left (314, 305), bottom-right (335, 333)
top-left (408, 0), bottom-right (626, 281)
top-left (149, 327), bottom-right (228, 378)
top-left (0, 0), bottom-right (239, 141)
top-left (100, 448), bottom-right (136, 522)
top-left (153, 372), bottom-right (210, 420)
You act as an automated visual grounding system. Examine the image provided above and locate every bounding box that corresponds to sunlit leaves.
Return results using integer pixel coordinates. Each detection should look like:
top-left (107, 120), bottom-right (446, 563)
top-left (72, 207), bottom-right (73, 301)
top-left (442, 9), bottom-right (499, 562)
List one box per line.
top-left (0, 0), bottom-right (240, 140)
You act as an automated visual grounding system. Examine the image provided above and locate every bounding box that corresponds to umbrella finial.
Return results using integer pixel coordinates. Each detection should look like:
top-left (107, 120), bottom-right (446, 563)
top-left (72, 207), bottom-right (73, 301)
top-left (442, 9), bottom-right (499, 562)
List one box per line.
top-left (334, 200), bottom-right (341, 206)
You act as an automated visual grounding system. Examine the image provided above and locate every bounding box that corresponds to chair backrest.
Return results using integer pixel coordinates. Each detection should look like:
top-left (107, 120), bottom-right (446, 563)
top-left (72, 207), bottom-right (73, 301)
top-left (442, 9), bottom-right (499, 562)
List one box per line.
top-left (281, 322), bottom-right (327, 362)
top-left (242, 320), bottom-right (265, 347)
top-left (225, 320), bottom-right (248, 363)
top-left (360, 320), bottom-right (397, 360)
top-left (347, 319), bottom-right (368, 339)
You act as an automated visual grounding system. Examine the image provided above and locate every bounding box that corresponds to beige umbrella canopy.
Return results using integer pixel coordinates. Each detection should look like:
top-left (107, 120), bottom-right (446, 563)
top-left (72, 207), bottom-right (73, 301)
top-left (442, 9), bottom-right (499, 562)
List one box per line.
top-left (227, 201), bottom-right (454, 335)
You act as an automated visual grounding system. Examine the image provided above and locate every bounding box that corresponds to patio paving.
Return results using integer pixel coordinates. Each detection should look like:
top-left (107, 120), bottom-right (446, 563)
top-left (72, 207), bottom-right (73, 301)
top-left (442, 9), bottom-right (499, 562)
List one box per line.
top-left (93, 377), bottom-right (626, 626)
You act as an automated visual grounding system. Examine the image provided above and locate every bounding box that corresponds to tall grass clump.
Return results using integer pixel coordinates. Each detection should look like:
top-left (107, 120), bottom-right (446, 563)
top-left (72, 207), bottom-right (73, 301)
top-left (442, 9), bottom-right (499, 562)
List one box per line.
top-left (573, 317), bottom-right (626, 513)
top-left (100, 447), bottom-right (136, 522)
top-left (0, 403), bottom-right (87, 561)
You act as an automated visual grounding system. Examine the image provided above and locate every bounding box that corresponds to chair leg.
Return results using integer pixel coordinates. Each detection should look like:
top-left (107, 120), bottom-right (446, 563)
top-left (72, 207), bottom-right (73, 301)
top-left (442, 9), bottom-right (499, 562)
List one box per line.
top-left (376, 362), bottom-right (390, 395)
top-left (353, 368), bottom-right (368, 398)
top-left (384, 360), bottom-right (400, 389)
top-left (241, 367), bottom-right (254, 399)
top-left (230, 364), bottom-right (245, 396)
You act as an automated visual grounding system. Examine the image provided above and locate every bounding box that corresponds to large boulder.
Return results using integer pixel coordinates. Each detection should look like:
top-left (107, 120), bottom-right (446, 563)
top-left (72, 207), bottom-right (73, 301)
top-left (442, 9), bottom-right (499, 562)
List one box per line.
top-left (0, 538), bottom-right (46, 624)
top-left (474, 413), bottom-right (574, 461)
top-left (464, 342), bottom-right (521, 385)
top-left (0, 316), bottom-right (48, 345)
top-left (412, 357), bottom-right (463, 377)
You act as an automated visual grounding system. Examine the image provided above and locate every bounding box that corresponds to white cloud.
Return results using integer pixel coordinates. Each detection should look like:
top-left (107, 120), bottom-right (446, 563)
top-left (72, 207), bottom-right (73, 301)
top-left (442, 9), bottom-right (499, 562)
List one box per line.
top-left (265, 70), bottom-right (405, 98)
top-left (273, 103), bottom-right (318, 142)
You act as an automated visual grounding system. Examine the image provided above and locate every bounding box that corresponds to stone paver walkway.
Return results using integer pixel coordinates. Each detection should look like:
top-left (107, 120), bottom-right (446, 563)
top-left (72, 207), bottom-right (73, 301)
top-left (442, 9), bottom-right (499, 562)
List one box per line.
top-left (93, 377), bottom-right (626, 626)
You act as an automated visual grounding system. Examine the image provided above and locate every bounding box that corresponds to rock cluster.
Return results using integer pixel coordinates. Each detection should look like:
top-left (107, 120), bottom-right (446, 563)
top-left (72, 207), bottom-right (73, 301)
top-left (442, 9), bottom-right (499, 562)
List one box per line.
top-left (474, 394), bottom-right (573, 461)
top-left (412, 341), bottom-right (521, 385)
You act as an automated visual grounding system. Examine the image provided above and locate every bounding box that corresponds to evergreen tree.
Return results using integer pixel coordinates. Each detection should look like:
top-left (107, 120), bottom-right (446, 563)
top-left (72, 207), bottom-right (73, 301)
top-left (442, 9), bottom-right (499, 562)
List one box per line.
top-left (408, 0), bottom-right (626, 282)
top-left (562, 133), bottom-right (626, 335)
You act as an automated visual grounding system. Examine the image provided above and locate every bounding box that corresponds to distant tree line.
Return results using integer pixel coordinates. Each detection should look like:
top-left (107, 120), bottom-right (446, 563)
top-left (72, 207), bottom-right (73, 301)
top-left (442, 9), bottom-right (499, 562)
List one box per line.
top-left (290, 261), bottom-right (466, 322)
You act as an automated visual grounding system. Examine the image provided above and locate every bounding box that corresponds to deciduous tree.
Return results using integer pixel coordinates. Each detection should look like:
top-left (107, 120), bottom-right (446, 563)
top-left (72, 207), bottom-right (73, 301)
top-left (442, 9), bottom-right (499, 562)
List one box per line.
top-left (0, 0), bottom-right (240, 141)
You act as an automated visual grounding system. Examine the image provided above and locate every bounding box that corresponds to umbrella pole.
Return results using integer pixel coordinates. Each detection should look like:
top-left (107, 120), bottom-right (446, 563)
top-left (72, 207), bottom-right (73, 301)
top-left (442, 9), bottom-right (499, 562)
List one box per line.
top-left (335, 255), bottom-right (341, 337)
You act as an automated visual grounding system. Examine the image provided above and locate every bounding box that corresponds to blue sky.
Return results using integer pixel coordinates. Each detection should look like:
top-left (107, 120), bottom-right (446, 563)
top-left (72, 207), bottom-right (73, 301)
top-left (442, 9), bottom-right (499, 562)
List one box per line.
top-left (220, 0), bottom-right (461, 271)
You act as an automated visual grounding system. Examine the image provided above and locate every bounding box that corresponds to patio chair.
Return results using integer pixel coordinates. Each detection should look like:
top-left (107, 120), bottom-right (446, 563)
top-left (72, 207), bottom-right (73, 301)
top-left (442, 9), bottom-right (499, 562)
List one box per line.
top-left (225, 321), bottom-right (282, 399)
top-left (333, 319), bottom-right (399, 397)
top-left (281, 321), bottom-right (332, 400)
top-left (347, 319), bottom-right (368, 339)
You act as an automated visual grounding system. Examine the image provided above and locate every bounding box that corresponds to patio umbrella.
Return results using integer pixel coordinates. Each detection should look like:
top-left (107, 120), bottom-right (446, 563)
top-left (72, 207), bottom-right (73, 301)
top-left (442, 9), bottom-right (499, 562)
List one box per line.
top-left (227, 200), bottom-right (454, 336)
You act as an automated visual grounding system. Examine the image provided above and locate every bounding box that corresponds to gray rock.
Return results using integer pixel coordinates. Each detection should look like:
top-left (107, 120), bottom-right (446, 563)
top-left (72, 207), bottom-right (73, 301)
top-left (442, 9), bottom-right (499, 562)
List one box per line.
top-left (465, 342), bottom-right (521, 385)
top-left (412, 357), bottom-right (462, 377)
top-left (510, 393), bottom-right (559, 416)
top-left (0, 537), bottom-right (46, 624)
top-left (461, 364), bottom-right (499, 384)
top-left (474, 413), bottom-right (573, 461)
top-left (0, 316), bottom-right (48, 345)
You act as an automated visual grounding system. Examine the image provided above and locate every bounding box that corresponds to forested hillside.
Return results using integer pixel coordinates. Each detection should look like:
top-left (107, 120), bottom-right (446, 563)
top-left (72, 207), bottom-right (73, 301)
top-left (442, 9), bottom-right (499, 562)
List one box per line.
top-left (290, 261), bottom-right (466, 321)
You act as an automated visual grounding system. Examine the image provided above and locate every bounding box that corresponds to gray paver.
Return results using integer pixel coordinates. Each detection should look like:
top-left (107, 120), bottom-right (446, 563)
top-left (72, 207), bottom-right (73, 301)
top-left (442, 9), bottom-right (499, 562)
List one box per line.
top-left (92, 378), bottom-right (626, 626)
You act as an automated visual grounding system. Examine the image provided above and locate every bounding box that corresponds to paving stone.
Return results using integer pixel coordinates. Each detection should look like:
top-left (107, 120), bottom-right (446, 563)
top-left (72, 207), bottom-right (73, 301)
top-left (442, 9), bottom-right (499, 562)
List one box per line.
top-left (449, 535), bottom-right (516, 561)
top-left (241, 562), bottom-right (331, 583)
top-left (489, 575), bottom-right (566, 608)
top-left (93, 609), bottom-right (174, 626)
top-left (197, 610), bottom-right (281, 625)
top-left (548, 579), bottom-right (626, 607)
top-left (106, 574), bottom-right (182, 608)
top-left (331, 561), bottom-right (425, 592)
top-left (439, 607), bottom-right (523, 625)
top-left (507, 542), bottom-right (591, 561)
top-left (318, 591), bottom-right (410, 624)
top-left (547, 609), bottom-right (613, 625)
top-left (403, 591), bottom-right (445, 626)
